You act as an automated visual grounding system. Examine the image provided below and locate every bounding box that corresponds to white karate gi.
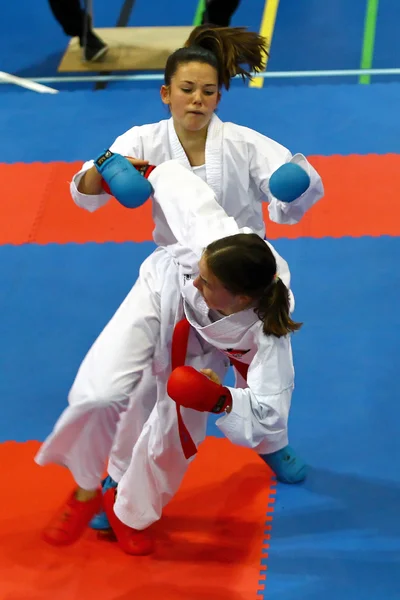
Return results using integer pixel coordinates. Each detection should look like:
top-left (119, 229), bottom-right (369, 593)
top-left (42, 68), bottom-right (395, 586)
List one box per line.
top-left (36, 161), bottom-right (297, 531)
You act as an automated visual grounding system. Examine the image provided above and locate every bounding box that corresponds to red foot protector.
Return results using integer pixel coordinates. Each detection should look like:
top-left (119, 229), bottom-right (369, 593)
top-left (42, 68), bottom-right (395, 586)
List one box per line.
top-left (42, 488), bottom-right (102, 546)
top-left (103, 488), bottom-right (154, 555)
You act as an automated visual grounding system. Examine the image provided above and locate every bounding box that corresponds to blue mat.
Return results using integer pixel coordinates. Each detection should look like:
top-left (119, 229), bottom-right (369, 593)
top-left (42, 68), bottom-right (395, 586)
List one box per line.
top-left (1, 84), bottom-right (400, 162)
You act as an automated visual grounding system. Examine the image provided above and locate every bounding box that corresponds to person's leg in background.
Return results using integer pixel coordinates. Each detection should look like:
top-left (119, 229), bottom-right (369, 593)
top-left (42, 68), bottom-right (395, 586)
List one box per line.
top-left (201, 0), bottom-right (241, 27)
top-left (47, 0), bottom-right (108, 62)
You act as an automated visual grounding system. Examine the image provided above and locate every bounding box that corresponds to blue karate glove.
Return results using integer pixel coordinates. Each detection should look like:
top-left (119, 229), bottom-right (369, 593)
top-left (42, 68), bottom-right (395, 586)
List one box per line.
top-left (94, 150), bottom-right (154, 209)
top-left (269, 162), bottom-right (310, 203)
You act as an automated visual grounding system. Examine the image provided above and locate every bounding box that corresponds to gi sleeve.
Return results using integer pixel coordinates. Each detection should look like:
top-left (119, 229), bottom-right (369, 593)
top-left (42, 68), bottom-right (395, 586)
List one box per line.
top-left (216, 333), bottom-right (294, 452)
top-left (249, 131), bottom-right (324, 225)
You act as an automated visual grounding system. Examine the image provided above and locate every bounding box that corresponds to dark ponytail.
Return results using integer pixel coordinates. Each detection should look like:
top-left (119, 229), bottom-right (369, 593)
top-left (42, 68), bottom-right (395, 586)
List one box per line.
top-left (255, 277), bottom-right (302, 337)
top-left (164, 26), bottom-right (267, 90)
top-left (205, 234), bottom-right (302, 338)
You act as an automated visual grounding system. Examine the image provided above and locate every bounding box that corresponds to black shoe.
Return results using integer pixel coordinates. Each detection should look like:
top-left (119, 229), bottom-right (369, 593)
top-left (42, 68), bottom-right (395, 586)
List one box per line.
top-left (80, 30), bottom-right (108, 62)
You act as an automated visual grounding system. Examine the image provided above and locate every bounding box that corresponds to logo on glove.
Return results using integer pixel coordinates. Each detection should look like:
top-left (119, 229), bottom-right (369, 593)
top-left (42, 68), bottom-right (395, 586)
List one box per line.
top-left (95, 150), bottom-right (113, 167)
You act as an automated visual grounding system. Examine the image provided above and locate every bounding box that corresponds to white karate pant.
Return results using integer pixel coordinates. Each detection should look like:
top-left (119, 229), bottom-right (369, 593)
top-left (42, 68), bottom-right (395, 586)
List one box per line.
top-left (35, 246), bottom-right (228, 529)
top-left (35, 247), bottom-right (175, 489)
top-left (111, 347), bottom-right (228, 530)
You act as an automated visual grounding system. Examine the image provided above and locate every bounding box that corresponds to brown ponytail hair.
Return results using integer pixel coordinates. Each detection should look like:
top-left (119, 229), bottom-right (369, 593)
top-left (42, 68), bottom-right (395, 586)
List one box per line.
top-left (205, 234), bottom-right (302, 338)
top-left (164, 26), bottom-right (267, 90)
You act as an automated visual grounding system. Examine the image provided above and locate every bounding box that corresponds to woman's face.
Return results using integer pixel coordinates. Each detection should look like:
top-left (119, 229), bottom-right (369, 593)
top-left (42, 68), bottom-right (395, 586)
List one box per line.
top-left (193, 255), bottom-right (251, 316)
top-left (161, 61), bottom-right (221, 133)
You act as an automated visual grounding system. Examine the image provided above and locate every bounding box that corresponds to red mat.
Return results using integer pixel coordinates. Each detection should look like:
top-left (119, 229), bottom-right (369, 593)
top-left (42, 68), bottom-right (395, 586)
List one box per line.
top-left (0, 438), bottom-right (274, 600)
top-left (1, 154), bottom-right (399, 245)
